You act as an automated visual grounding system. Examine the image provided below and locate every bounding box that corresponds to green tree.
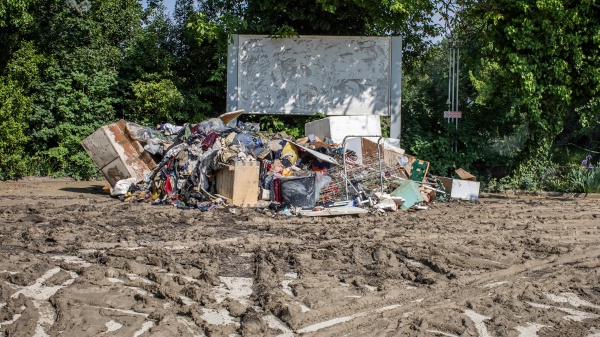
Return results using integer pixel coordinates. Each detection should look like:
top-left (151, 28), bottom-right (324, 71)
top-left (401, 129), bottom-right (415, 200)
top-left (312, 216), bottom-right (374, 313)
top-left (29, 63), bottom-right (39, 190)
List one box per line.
top-left (0, 0), bottom-right (145, 178)
top-left (170, 0), bottom-right (232, 119)
top-left (242, 0), bottom-right (438, 66)
top-left (119, 2), bottom-right (188, 124)
top-left (0, 41), bottom-right (41, 179)
top-left (25, 0), bottom-right (134, 177)
top-left (0, 79), bottom-right (30, 179)
top-left (185, 0), bottom-right (441, 133)
top-left (0, 0), bottom-right (36, 27)
top-left (130, 78), bottom-right (184, 124)
top-left (464, 0), bottom-right (600, 163)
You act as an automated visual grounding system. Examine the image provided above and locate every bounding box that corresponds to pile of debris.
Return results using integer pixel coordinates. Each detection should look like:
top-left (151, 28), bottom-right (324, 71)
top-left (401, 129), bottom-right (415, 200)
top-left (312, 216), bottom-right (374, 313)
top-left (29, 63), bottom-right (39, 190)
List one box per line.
top-left (81, 111), bottom-right (480, 216)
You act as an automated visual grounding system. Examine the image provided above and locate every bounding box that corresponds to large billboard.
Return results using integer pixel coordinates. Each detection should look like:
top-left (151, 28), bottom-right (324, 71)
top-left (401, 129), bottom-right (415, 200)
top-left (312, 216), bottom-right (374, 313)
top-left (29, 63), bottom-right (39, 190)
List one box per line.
top-left (227, 35), bottom-right (402, 118)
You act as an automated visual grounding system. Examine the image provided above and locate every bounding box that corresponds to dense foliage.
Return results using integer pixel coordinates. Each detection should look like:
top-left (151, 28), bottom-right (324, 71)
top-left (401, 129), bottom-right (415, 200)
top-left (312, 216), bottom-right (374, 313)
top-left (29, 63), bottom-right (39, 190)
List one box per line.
top-left (461, 0), bottom-right (600, 188)
top-left (1, 0), bottom-right (599, 192)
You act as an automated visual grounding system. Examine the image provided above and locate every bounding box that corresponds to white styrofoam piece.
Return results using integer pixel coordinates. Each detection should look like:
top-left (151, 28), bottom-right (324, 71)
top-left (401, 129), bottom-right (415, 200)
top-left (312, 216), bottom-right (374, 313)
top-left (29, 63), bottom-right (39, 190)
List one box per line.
top-left (305, 116), bottom-right (381, 144)
top-left (345, 137), bottom-right (364, 163)
top-left (450, 179), bottom-right (480, 201)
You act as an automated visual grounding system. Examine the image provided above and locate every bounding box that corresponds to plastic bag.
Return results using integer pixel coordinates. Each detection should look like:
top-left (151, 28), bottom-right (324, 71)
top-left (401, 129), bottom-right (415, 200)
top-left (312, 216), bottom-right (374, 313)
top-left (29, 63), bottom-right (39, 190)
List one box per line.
top-left (111, 178), bottom-right (137, 196)
top-left (144, 143), bottom-right (162, 155)
top-left (195, 118), bottom-right (227, 135)
top-left (232, 133), bottom-right (254, 148)
top-left (158, 123), bottom-right (183, 135)
top-left (279, 174), bottom-right (316, 207)
top-left (315, 172), bottom-right (332, 199)
top-left (138, 127), bottom-right (168, 144)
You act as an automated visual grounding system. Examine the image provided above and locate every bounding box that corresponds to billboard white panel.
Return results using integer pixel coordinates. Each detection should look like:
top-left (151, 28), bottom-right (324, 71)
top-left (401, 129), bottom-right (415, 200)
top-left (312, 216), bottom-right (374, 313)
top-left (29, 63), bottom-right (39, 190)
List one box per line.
top-left (228, 35), bottom-right (392, 116)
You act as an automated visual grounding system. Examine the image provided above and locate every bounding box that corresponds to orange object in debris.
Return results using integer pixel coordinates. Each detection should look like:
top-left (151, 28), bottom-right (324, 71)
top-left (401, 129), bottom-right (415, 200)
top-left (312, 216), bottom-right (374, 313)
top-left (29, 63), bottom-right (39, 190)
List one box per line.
top-left (311, 163), bottom-right (327, 174)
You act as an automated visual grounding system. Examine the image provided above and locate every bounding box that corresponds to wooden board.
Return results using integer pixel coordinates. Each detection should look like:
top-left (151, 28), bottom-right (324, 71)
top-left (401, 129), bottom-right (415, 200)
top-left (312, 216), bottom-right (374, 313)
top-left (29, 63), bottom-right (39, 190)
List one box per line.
top-left (298, 206), bottom-right (368, 217)
top-left (216, 161), bottom-right (260, 207)
top-left (81, 120), bottom-right (155, 187)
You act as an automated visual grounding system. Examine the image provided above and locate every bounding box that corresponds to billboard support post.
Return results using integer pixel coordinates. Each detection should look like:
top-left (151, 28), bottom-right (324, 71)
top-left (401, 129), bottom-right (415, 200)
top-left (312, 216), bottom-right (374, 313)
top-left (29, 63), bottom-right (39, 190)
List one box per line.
top-left (390, 36), bottom-right (402, 143)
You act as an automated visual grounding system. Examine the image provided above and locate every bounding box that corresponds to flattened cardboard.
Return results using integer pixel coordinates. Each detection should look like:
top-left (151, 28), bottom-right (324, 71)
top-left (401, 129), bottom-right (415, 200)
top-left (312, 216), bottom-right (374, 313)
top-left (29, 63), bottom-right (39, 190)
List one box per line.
top-left (398, 154), bottom-right (430, 182)
top-left (456, 168), bottom-right (476, 181)
top-left (219, 109), bottom-right (245, 125)
top-left (361, 138), bottom-right (404, 168)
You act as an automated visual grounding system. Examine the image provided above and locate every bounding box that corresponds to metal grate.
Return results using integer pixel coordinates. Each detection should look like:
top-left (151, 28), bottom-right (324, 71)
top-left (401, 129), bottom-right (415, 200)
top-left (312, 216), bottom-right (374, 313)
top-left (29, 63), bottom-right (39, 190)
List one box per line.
top-left (318, 136), bottom-right (391, 203)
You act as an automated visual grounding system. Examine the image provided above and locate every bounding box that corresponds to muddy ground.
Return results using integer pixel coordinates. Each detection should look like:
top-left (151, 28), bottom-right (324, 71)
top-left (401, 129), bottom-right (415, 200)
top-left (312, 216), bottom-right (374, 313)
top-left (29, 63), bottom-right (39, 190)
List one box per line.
top-left (0, 179), bottom-right (599, 337)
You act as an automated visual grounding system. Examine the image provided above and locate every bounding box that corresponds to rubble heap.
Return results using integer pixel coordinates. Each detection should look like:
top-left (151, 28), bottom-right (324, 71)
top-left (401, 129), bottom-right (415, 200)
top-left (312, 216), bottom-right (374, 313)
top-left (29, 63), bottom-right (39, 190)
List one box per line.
top-left (82, 112), bottom-right (480, 215)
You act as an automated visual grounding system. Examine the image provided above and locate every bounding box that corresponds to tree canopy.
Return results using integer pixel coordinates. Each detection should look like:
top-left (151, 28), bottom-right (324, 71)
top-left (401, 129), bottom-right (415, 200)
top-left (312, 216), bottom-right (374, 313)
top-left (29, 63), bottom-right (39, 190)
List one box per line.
top-left (0, 0), bottom-right (599, 187)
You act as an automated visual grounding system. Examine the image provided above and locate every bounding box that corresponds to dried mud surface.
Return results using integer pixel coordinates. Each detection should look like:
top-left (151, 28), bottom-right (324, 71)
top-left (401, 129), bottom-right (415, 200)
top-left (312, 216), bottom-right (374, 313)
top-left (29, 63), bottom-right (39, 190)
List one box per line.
top-left (1, 180), bottom-right (599, 337)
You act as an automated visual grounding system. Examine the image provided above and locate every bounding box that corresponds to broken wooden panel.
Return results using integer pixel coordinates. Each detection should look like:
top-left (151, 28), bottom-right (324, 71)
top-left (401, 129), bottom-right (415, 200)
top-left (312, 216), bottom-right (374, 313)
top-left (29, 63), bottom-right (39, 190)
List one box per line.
top-left (215, 161), bottom-right (260, 207)
top-left (81, 120), bottom-right (156, 187)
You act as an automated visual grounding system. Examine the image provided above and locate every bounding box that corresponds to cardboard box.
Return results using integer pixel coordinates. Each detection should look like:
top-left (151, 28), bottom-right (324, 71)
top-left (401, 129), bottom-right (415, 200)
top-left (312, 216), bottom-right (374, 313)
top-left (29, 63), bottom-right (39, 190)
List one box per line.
top-left (215, 161), bottom-right (260, 207)
top-left (346, 137), bottom-right (405, 168)
top-left (439, 177), bottom-right (480, 201)
top-left (305, 116), bottom-right (381, 144)
top-left (345, 137), bottom-right (429, 182)
top-left (455, 168), bottom-right (476, 181)
top-left (81, 120), bottom-right (155, 187)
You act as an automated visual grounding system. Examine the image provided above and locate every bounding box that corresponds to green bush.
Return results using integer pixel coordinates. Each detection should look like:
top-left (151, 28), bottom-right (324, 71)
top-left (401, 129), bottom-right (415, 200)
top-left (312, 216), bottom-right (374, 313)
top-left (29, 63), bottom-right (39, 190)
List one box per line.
top-left (0, 79), bottom-right (30, 180)
top-left (483, 155), bottom-right (600, 194)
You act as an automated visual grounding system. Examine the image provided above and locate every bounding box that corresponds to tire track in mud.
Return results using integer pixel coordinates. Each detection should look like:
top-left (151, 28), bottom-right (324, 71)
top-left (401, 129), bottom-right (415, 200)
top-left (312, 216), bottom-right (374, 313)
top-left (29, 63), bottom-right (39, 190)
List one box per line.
top-left (252, 199), bottom-right (600, 336)
top-left (292, 246), bottom-right (600, 337)
top-left (2, 186), bottom-right (600, 336)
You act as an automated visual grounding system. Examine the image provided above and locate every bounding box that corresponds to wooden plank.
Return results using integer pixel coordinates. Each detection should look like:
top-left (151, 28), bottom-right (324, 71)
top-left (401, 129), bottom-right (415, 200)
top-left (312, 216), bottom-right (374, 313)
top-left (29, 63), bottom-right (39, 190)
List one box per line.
top-left (298, 206), bottom-right (368, 217)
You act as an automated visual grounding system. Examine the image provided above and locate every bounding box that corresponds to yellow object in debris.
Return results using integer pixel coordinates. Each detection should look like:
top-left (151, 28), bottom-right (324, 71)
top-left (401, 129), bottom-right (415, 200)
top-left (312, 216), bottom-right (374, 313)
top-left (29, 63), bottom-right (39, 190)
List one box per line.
top-left (281, 142), bottom-right (299, 164)
top-left (151, 180), bottom-right (161, 201)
